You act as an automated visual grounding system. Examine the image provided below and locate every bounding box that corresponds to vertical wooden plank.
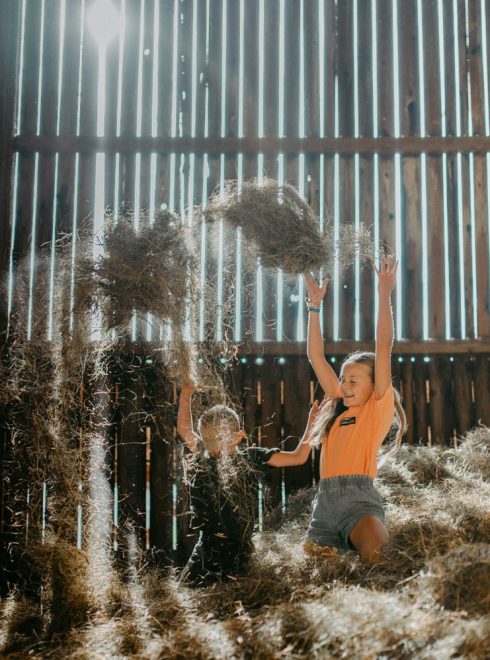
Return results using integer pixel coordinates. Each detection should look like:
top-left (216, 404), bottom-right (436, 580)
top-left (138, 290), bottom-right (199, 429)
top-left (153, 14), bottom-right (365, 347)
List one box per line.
top-left (40, 0), bottom-right (61, 137)
top-left (428, 356), bottom-right (446, 444)
top-left (284, 0), bottom-right (300, 139)
top-left (474, 154), bottom-right (490, 338)
top-left (117, 349), bottom-right (147, 550)
top-left (403, 155), bottom-right (423, 341)
top-left (12, 154), bottom-right (36, 324)
top-left (377, 0), bottom-right (394, 138)
top-left (206, 0), bottom-right (223, 140)
top-left (426, 156), bottom-right (446, 339)
top-left (242, 1), bottom-right (258, 139)
top-left (303, 0), bottom-right (320, 139)
top-left (240, 155), bottom-right (260, 342)
top-left (453, 355), bottom-right (475, 435)
top-left (399, 357), bottom-right (415, 445)
top-left (241, 358), bottom-right (259, 445)
top-left (440, 356), bottom-right (457, 443)
top-left (58, 0), bottom-right (84, 138)
top-left (339, 157), bottom-right (356, 341)
top-left (360, 156), bottom-right (375, 341)
top-left (146, 360), bottom-right (174, 559)
top-left (423, 0), bottom-right (442, 137)
top-left (413, 357), bottom-right (429, 444)
top-left (19, 0), bottom-right (42, 136)
top-left (440, 0), bottom-right (456, 136)
top-left (446, 155), bottom-right (462, 339)
top-left (0, 1), bottom-right (21, 323)
top-left (259, 356), bottom-right (282, 507)
top-left (156, 0), bottom-right (177, 139)
top-left (223, 0), bottom-right (239, 139)
top-left (473, 355), bottom-right (490, 426)
top-left (456, 0), bottom-right (469, 136)
top-left (78, 0), bottom-right (100, 138)
top-left (283, 355), bottom-right (312, 494)
top-left (263, 0), bottom-right (279, 140)
top-left (335, 3), bottom-right (356, 342)
top-left (397, 0), bottom-right (419, 137)
top-left (467, 0), bottom-right (485, 137)
top-left (357, 1), bottom-right (375, 341)
top-left (177, 0), bottom-right (193, 140)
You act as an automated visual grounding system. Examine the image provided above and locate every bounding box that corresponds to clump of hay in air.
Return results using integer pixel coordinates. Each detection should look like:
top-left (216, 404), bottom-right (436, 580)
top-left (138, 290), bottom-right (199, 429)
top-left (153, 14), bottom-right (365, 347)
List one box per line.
top-left (85, 209), bottom-right (196, 332)
top-left (204, 177), bottom-right (375, 275)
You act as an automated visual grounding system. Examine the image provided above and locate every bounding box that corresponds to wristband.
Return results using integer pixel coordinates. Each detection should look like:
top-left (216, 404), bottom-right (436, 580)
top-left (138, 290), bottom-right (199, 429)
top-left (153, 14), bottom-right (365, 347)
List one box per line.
top-left (305, 297), bottom-right (322, 313)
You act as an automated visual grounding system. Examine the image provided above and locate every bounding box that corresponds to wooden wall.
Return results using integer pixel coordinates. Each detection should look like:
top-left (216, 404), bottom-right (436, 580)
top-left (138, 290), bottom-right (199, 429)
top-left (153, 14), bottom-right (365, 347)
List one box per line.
top-left (1, 0), bottom-right (490, 561)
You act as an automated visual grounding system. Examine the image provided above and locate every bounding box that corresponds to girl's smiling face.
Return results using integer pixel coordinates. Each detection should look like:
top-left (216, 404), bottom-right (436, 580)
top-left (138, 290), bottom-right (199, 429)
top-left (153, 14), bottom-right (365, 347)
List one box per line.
top-left (339, 362), bottom-right (374, 407)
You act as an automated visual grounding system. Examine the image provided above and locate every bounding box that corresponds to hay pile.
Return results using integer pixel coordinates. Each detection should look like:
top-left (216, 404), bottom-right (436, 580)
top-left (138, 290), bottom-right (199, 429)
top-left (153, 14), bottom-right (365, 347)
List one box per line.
top-left (1, 426), bottom-right (488, 658)
top-left (204, 178), bottom-right (374, 274)
top-left (0, 209), bottom-right (227, 621)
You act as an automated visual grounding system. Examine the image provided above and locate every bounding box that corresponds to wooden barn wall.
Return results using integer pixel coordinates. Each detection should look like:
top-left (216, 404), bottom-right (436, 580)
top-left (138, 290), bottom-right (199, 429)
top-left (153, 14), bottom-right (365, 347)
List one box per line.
top-left (1, 0), bottom-right (490, 559)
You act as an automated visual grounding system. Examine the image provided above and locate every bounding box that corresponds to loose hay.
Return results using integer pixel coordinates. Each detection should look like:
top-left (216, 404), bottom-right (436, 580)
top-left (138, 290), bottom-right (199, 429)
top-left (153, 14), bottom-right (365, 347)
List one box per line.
top-left (204, 177), bottom-right (375, 275)
top-left (1, 426), bottom-right (489, 658)
top-left (0, 208), bottom-right (231, 652)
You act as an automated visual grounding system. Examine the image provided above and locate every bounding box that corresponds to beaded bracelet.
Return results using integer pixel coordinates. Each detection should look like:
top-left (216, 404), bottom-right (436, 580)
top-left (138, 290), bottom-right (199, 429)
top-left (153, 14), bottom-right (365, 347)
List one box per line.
top-left (305, 297), bottom-right (321, 313)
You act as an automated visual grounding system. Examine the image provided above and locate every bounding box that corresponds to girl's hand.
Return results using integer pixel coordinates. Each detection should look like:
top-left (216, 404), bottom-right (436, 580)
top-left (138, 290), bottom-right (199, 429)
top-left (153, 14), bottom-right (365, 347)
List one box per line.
top-left (374, 254), bottom-right (398, 296)
top-left (305, 273), bottom-right (329, 307)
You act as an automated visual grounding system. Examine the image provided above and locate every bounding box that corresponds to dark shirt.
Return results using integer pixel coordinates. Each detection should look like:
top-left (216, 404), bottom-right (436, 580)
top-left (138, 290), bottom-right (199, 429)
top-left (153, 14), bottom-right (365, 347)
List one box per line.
top-left (188, 446), bottom-right (279, 548)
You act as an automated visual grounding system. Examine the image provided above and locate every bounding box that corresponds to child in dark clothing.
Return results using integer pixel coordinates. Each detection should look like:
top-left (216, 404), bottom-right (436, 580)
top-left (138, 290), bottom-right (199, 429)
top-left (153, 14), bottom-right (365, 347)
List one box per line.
top-left (177, 386), bottom-right (325, 585)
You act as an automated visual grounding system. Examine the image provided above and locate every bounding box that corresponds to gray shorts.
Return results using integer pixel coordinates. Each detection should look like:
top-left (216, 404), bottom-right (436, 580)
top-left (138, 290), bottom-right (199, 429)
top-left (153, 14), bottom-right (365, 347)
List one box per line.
top-left (306, 475), bottom-right (385, 552)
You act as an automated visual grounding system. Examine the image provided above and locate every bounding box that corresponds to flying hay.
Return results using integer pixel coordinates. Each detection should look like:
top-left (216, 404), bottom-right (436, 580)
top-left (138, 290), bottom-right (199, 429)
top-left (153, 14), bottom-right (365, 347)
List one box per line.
top-left (204, 177), bottom-right (375, 275)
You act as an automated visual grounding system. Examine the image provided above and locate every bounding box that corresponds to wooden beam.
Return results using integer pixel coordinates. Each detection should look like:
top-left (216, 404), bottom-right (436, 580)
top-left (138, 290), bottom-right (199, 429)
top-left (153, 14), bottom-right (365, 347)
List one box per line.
top-left (234, 340), bottom-right (490, 356)
top-left (12, 134), bottom-right (490, 156)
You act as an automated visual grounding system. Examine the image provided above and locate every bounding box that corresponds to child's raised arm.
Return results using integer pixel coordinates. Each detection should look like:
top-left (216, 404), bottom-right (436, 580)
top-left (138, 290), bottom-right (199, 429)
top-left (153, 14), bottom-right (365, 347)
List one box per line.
top-left (305, 273), bottom-right (339, 399)
top-left (177, 385), bottom-right (199, 453)
top-left (267, 398), bottom-right (328, 467)
top-left (374, 255), bottom-right (398, 400)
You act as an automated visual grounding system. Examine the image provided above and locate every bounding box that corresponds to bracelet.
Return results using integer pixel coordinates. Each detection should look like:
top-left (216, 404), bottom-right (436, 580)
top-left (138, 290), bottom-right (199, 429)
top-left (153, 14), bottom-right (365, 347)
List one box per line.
top-left (305, 297), bottom-right (321, 313)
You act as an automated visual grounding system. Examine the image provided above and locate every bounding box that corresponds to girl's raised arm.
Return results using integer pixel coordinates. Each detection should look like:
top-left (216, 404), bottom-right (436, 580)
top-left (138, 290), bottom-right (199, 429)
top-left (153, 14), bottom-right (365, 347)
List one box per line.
top-left (177, 386), bottom-right (199, 453)
top-left (374, 255), bottom-right (398, 400)
top-left (305, 273), bottom-right (340, 399)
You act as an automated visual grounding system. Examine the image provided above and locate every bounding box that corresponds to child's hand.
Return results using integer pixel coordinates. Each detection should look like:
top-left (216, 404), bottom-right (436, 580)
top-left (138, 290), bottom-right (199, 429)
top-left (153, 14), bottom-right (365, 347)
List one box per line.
top-left (181, 384), bottom-right (198, 396)
top-left (374, 254), bottom-right (398, 296)
top-left (305, 273), bottom-right (329, 307)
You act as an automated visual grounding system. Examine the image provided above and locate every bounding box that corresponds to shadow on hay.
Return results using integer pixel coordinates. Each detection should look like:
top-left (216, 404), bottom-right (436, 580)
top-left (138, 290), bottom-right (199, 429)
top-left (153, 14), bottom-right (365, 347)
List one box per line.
top-left (0, 594), bottom-right (45, 656)
top-left (415, 544), bottom-right (490, 616)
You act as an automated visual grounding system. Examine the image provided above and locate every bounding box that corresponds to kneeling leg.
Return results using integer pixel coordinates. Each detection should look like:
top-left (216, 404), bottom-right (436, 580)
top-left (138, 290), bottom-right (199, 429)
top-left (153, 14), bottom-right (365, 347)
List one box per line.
top-left (348, 515), bottom-right (388, 564)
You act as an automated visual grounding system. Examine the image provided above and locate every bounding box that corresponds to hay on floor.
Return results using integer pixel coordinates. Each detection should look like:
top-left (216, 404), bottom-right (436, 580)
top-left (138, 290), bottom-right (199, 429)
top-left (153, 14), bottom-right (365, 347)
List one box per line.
top-left (0, 426), bottom-right (488, 658)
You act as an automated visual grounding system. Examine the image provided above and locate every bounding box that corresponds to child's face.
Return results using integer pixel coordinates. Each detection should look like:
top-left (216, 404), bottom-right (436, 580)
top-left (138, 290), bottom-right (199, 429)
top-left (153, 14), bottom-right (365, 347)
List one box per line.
top-left (219, 429), bottom-right (245, 454)
top-left (205, 429), bottom-right (245, 456)
top-left (339, 363), bottom-right (374, 407)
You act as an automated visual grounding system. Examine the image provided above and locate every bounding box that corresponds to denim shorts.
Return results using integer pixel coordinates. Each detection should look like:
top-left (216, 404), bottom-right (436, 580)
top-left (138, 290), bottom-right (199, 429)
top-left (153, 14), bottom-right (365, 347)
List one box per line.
top-left (306, 475), bottom-right (385, 552)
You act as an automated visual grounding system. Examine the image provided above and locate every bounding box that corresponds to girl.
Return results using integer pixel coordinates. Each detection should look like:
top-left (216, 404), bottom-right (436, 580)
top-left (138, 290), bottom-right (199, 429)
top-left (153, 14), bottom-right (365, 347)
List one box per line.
top-left (304, 255), bottom-right (406, 564)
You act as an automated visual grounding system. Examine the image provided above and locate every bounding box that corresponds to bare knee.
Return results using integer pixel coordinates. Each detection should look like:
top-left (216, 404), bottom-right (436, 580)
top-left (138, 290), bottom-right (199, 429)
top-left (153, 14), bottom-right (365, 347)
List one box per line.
top-left (349, 515), bottom-right (388, 564)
